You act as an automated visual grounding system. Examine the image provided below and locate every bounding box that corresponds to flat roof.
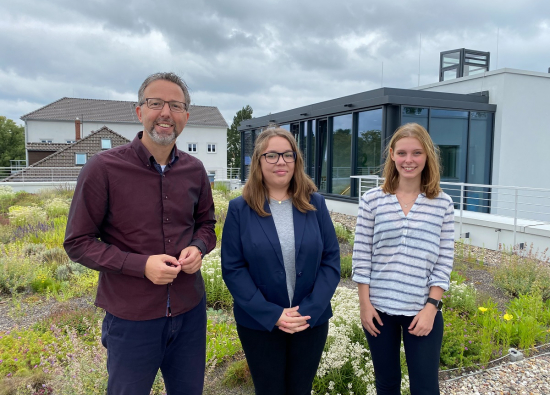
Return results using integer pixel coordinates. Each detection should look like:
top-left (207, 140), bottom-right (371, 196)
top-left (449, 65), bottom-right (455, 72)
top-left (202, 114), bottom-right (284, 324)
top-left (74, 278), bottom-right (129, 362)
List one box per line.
top-left (239, 87), bottom-right (496, 131)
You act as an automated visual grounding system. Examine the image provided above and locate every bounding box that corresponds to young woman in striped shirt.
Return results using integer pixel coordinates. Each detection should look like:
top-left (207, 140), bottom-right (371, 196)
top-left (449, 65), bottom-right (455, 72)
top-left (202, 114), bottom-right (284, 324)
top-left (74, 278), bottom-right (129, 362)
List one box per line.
top-left (352, 123), bottom-right (454, 394)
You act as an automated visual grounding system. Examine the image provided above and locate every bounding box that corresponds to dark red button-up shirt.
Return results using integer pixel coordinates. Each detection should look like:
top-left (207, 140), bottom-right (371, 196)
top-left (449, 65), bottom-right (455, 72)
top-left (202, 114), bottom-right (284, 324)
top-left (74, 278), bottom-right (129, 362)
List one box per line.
top-left (64, 132), bottom-right (216, 320)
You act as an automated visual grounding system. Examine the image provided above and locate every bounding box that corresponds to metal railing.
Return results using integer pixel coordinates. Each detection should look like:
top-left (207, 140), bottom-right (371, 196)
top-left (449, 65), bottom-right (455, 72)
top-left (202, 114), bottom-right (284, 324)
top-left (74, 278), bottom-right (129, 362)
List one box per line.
top-left (1, 167), bottom-right (82, 182)
top-left (353, 175), bottom-right (550, 246)
top-left (1, 166), bottom-right (241, 183)
top-left (226, 167), bottom-right (240, 179)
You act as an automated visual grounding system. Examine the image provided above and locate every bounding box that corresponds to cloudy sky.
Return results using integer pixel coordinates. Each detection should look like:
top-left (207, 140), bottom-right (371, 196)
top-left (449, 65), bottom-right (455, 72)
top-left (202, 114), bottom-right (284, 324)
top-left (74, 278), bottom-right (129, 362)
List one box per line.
top-left (1, 0), bottom-right (549, 127)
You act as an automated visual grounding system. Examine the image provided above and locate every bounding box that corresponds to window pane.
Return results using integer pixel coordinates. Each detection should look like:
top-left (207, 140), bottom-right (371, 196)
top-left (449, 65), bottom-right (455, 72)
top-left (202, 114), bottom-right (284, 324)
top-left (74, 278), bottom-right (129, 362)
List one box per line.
top-left (310, 120), bottom-right (316, 177)
top-left (301, 121), bottom-right (308, 172)
top-left (75, 153), bottom-right (86, 165)
top-left (466, 112), bottom-right (493, 213)
top-left (442, 51), bottom-right (460, 67)
top-left (356, 109), bottom-right (383, 196)
top-left (243, 131), bottom-right (254, 179)
top-left (280, 124), bottom-right (290, 131)
top-left (401, 107), bottom-right (428, 130)
top-left (101, 139), bottom-right (111, 149)
top-left (443, 68), bottom-right (458, 81)
top-left (430, 109), bottom-right (468, 183)
top-left (317, 120), bottom-right (328, 193)
top-left (331, 114), bottom-right (352, 196)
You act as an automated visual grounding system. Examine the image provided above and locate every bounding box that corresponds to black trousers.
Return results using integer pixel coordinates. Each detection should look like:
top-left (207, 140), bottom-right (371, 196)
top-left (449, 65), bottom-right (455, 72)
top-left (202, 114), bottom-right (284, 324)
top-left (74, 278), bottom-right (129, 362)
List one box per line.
top-left (364, 310), bottom-right (444, 395)
top-left (237, 321), bottom-right (329, 395)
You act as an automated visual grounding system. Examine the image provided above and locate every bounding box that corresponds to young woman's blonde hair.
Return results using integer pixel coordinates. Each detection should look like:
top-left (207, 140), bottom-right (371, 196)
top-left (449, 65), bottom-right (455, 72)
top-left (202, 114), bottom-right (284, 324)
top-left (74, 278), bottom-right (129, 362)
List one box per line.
top-left (242, 128), bottom-right (317, 216)
top-left (381, 123), bottom-right (442, 199)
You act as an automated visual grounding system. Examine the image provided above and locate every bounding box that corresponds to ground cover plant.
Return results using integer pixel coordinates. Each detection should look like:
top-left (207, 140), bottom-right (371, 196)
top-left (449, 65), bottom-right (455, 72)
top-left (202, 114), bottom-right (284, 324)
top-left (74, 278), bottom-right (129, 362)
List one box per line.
top-left (1, 185), bottom-right (550, 393)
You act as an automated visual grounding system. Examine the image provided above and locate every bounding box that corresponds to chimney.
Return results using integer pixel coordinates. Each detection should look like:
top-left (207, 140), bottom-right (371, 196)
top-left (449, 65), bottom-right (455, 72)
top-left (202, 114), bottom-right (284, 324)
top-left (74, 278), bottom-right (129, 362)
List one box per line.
top-left (75, 118), bottom-right (81, 141)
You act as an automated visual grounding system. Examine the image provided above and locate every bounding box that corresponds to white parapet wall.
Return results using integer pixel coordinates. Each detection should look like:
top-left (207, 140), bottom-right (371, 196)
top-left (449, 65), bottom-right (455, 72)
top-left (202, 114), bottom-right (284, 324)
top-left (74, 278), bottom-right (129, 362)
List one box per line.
top-left (2, 181), bottom-right (77, 194)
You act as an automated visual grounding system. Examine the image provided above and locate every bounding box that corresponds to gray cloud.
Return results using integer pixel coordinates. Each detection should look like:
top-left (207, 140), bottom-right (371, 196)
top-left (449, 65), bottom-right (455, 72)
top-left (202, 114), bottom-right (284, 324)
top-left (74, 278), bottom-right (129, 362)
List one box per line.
top-left (1, 0), bottom-right (549, 125)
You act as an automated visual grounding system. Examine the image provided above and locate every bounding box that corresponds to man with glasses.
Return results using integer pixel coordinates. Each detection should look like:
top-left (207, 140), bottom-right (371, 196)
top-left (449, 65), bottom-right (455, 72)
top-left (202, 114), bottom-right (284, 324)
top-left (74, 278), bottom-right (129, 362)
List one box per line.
top-left (64, 72), bottom-right (216, 395)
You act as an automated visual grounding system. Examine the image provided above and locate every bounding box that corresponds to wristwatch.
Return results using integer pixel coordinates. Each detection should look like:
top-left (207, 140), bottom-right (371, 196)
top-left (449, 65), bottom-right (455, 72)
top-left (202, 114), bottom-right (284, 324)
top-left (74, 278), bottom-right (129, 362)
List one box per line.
top-left (426, 297), bottom-right (443, 311)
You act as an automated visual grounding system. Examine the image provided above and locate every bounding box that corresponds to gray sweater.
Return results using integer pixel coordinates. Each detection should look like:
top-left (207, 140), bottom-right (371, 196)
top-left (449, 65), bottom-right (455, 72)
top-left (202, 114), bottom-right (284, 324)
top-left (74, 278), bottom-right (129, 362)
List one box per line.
top-left (269, 198), bottom-right (296, 306)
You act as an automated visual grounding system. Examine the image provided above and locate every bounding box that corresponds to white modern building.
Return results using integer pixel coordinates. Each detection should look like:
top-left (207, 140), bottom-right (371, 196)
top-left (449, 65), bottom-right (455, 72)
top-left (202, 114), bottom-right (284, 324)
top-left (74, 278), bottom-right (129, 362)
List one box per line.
top-left (237, 49), bottom-right (550, 249)
top-left (20, 98), bottom-right (229, 178)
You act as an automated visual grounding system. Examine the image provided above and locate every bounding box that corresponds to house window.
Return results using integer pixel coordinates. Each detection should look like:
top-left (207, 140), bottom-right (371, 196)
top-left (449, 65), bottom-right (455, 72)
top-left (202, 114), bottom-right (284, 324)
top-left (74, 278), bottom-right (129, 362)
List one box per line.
top-left (207, 143), bottom-right (217, 153)
top-left (66, 140), bottom-right (76, 144)
top-left (188, 143), bottom-right (197, 153)
top-left (75, 153), bottom-right (87, 166)
top-left (41, 139), bottom-right (53, 143)
top-left (101, 139), bottom-right (112, 150)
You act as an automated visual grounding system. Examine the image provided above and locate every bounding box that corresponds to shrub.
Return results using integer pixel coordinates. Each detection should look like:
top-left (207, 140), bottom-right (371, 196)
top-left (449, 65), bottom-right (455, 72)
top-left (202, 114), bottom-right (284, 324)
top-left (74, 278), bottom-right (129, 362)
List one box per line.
top-left (443, 281), bottom-right (477, 315)
top-left (332, 221), bottom-right (349, 244)
top-left (44, 198), bottom-right (70, 218)
top-left (0, 186), bottom-right (15, 214)
top-left (8, 205), bottom-right (47, 227)
top-left (492, 251), bottom-right (550, 300)
top-left (212, 190), bottom-right (229, 217)
top-left (42, 247), bottom-right (69, 265)
top-left (340, 254), bottom-right (352, 279)
top-left (228, 188), bottom-right (243, 201)
top-left (202, 249), bottom-right (233, 310)
top-left (222, 359), bottom-right (252, 388)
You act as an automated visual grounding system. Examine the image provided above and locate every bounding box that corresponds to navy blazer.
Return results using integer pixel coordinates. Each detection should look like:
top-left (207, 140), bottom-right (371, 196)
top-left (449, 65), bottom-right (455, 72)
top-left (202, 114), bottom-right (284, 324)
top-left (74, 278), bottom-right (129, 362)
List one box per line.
top-left (221, 193), bottom-right (340, 332)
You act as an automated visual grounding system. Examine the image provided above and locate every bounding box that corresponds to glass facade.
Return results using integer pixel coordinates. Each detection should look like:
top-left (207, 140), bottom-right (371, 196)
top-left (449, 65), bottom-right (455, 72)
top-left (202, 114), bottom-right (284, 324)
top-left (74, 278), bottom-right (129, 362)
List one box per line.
top-left (239, 88), bottom-right (494, 208)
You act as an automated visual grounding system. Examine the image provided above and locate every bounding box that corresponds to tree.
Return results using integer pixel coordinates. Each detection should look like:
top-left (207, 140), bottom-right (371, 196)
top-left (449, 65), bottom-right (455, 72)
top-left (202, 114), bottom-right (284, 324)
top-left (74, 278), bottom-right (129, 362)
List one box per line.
top-left (227, 105), bottom-right (253, 169)
top-left (0, 116), bottom-right (25, 167)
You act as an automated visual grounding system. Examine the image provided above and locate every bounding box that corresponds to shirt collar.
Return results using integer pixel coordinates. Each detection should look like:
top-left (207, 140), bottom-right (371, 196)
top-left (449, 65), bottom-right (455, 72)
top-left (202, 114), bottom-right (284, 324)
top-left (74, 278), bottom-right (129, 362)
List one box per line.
top-left (132, 131), bottom-right (179, 170)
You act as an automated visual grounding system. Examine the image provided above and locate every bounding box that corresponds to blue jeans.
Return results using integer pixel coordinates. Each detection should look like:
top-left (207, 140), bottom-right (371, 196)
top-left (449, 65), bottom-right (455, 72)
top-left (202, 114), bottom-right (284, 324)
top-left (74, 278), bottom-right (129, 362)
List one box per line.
top-left (364, 310), bottom-right (443, 395)
top-left (101, 294), bottom-right (206, 395)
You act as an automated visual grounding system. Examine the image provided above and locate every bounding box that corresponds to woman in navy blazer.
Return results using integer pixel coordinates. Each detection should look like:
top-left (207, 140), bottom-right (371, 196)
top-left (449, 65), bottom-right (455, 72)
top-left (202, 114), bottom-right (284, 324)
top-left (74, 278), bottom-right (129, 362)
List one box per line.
top-left (221, 128), bottom-right (340, 395)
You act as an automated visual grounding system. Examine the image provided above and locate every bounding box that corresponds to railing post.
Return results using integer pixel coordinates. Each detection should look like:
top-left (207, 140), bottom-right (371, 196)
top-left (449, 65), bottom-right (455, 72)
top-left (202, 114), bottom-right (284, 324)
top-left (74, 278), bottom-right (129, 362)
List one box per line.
top-left (460, 183), bottom-right (464, 237)
top-left (513, 189), bottom-right (518, 246)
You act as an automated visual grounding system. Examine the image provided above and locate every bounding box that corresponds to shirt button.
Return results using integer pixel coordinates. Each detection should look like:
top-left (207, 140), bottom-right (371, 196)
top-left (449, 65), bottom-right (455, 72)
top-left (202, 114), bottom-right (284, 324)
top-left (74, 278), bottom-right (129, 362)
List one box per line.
top-left (166, 218), bottom-right (169, 221)
top-left (165, 196), bottom-right (168, 199)
top-left (168, 239), bottom-right (171, 243)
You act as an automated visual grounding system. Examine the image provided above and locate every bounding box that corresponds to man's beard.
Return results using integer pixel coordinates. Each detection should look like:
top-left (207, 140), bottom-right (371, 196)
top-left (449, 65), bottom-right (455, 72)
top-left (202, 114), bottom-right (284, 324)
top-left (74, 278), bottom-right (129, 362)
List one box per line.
top-left (144, 122), bottom-right (180, 146)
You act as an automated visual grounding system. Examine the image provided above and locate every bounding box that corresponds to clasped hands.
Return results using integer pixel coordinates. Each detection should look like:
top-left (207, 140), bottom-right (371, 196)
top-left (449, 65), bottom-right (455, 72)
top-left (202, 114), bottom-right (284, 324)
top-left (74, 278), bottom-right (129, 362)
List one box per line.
top-left (144, 246), bottom-right (202, 285)
top-left (276, 306), bottom-right (311, 334)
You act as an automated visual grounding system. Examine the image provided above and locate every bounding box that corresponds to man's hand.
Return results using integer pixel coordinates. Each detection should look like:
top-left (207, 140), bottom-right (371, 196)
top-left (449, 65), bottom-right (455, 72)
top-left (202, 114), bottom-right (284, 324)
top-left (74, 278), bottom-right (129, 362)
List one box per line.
top-left (144, 254), bottom-right (181, 285)
top-left (276, 306), bottom-right (311, 334)
top-left (178, 246), bottom-right (203, 274)
top-left (408, 304), bottom-right (438, 336)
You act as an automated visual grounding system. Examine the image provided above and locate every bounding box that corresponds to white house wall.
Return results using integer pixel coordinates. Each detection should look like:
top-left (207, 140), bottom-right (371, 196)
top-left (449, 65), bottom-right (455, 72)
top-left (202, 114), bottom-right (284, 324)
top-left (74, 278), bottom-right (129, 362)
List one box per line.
top-left (26, 120), bottom-right (140, 142)
top-left (26, 120), bottom-right (228, 180)
top-left (177, 125), bottom-right (228, 180)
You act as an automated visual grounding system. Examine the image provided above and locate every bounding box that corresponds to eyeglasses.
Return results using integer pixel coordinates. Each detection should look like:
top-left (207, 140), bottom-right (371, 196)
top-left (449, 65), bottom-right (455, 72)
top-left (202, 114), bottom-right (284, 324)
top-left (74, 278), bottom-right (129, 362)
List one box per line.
top-left (141, 98), bottom-right (187, 113)
top-left (261, 151), bottom-right (297, 164)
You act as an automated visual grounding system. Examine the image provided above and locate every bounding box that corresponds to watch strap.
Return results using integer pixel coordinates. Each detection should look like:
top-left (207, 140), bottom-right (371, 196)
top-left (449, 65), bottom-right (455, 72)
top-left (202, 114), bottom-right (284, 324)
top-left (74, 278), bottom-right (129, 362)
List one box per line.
top-left (426, 297), bottom-right (443, 310)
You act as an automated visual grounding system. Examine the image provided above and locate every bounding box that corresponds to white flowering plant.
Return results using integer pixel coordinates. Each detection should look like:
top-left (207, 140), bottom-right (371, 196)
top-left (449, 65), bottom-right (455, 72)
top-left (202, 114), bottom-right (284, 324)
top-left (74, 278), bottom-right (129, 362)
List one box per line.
top-left (44, 198), bottom-right (70, 218)
top-left (313, 287), bottom-right (410, 395)
top-left (202, 248), bottom-right (233, 310)
top-left (8, 205), bottom-right (48, 227)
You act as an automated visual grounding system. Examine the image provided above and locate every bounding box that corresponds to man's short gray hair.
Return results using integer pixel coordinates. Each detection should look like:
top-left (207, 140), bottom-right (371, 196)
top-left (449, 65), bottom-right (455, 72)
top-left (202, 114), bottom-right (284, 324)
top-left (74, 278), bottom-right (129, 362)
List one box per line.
top-left (138, 72), bottom-right (191, 111)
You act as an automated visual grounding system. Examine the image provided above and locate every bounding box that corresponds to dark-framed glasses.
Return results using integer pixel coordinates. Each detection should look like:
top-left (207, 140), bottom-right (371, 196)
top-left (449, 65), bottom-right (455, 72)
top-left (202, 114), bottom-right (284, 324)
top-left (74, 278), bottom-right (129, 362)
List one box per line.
top-left (261, 151), bottom-right (297, 164)
top-left (142, 98), bottom-right (187, 113)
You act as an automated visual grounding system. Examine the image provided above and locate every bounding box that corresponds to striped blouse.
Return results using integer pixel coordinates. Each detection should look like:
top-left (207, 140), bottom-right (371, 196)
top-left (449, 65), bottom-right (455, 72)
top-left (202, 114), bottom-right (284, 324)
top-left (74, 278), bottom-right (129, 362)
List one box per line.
top-left (352, 187), bottom-right (455, 316)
